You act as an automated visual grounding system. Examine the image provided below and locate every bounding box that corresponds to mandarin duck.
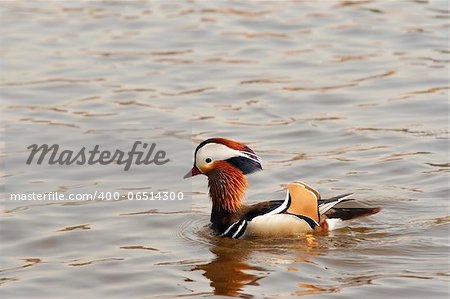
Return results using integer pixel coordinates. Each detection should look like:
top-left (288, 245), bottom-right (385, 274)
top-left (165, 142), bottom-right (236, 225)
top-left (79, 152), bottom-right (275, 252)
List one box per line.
top-left (184, 138), bottom-right (380, 239)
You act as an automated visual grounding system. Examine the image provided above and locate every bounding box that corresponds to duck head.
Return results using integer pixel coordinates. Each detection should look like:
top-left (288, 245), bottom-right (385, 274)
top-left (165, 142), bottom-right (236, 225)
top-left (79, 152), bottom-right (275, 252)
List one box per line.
top-left (184, 138), bottom-right (262, 178)
top-left (184, 138), bottom-right (262, 214)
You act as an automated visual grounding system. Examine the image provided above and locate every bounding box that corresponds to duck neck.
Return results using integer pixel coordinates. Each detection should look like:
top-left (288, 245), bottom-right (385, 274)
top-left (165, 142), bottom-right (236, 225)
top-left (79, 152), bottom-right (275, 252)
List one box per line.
top-left (207, 163), bottom-right (248, 217)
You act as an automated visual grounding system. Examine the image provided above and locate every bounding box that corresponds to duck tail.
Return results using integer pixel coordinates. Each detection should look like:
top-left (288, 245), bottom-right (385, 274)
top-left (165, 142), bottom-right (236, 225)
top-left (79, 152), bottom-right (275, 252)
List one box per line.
top-left (319, 207), bottom-right (381, 231)
top-left (326, 207), bottom-right (381, 221)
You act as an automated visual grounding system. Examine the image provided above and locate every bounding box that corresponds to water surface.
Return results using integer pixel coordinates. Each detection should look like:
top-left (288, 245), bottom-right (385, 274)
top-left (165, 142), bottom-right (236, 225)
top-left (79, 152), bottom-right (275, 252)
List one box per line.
top-left (1, 1), bottom-right (449, 298)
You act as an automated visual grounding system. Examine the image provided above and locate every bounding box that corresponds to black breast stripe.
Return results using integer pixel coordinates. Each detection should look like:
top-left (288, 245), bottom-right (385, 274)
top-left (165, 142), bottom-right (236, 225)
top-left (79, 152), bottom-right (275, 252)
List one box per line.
top-left (220, 219), bottom-right (247, 238)
top-left (286, 213), bottom-right (318, 230)
top-left (233, 220), bottom-right (248, 239)
top-left (219, 221), bottom-right (238, 237)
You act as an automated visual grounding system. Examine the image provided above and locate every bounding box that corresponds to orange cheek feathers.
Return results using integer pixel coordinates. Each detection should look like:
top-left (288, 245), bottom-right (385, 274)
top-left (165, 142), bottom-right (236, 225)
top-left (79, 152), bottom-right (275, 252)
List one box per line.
top-left (199, 160), bottom-right (224, 174)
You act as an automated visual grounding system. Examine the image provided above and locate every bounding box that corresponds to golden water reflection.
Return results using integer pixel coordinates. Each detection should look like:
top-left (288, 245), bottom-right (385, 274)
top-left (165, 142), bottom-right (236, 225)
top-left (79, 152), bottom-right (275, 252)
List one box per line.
top-left (193, 234), bottom-right (334, 297)
top-left (192, 239), bottom-right (264, 297)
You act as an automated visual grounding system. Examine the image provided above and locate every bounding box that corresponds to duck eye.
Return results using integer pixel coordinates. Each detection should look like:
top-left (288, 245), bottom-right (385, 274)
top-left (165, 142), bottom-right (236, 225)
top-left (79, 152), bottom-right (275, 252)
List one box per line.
top-left (205, 158), bottom-right (212, 163)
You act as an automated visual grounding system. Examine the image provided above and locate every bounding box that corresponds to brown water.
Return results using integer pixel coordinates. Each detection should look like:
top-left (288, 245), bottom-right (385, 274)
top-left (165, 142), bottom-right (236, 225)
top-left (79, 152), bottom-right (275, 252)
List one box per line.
top-left (1, 1), bottom-right (449, 298)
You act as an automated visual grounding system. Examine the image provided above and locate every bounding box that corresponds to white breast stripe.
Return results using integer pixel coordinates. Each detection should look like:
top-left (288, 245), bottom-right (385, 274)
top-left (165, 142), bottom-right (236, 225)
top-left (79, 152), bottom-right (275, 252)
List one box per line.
top-left (232, 220), bottom-right (247, 238)
top-left (263, 189), bottom-right (290, 217)
top-left (319, 194), bottom-right (353, 215)
top-left (219, 221), bottom-right (239, 237)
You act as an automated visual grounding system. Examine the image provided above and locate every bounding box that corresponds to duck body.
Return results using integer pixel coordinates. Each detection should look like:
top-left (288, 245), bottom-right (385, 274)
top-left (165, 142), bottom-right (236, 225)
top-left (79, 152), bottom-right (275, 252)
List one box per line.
top-left (211, 182), bottom-right (379, 239)
top-left (185, 138), bottom-right (380, 239)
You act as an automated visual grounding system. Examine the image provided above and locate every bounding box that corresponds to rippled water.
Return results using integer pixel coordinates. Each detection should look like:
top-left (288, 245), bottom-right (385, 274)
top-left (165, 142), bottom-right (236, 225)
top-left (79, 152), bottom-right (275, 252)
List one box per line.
top-left (1, 1), bottom-right (449, 298)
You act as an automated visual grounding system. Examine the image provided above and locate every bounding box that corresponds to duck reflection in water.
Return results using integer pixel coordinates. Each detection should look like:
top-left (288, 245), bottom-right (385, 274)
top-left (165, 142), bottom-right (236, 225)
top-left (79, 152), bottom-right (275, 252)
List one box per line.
top-left (192, 233), bottom-right (325, 297)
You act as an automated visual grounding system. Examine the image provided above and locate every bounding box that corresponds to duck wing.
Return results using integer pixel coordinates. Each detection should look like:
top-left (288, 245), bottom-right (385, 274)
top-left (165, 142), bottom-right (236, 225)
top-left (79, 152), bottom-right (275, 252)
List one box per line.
top-left (318, 193), bottom-right (354, 215)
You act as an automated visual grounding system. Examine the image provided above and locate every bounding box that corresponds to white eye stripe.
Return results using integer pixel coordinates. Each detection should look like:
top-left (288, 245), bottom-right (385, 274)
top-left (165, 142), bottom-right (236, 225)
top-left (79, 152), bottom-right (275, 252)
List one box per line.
top-left (197, 143), bottom-right (240, 161)
top-left (195, 143), bottom-right (262, 170)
